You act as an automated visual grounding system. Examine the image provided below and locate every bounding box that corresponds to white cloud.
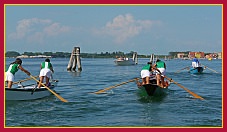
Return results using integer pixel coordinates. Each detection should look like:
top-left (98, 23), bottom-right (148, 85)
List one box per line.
top-left (43, 23), bottom-right (70, 36)
top-left (8, 18), bottom-right (70, 43)
top-left (27, 32), bottom-right (44, 43)
top-left (94, 14), bottom-right (158, 43)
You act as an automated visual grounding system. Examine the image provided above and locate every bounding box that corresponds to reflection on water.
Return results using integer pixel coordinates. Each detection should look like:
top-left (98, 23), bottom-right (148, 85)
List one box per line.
top-left (68, 71), bottom-right (81, 77)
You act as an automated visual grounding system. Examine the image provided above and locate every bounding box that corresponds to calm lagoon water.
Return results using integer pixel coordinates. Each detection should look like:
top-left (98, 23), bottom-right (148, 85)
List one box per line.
top-left (5, 58), bottom-right (222, 127)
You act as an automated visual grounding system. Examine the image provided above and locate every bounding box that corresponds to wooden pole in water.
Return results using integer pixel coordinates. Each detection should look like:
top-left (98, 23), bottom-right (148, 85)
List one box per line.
top-left (135, 52), bottom-right (138, 64)
top-left (75, 47), bottom-right (82, 71)
top-left (67, 47), bottom-right (82, 72)
top-left (150, 54), bottom-right (152, 62)
top-left (150, 53), bottom-right (154, 63)
top-left (72, 53), bottom-right (77, 71)
top-left (133, 52), bottom-right (138, 64)
top-left (67, 49), bottom-right (75, 71)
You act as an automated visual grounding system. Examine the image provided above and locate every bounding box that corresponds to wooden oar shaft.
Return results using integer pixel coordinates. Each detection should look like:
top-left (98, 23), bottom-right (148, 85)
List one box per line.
top-left (13, 75), bottom-right (39, 84)
top-left (175, 66), bottom-right (189, 73)
top-left (30, 75), bottom-right (68, 102)
top-left (202, 64), bottom-right (218, 73)
top-left (94, 78), bottom-right (139, 94)
top-left (165, 76), bottom-right (204, 100)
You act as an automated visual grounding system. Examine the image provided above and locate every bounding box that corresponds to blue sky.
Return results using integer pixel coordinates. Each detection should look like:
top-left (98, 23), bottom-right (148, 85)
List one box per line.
top-left (5, 5), bottom-right (222, 55)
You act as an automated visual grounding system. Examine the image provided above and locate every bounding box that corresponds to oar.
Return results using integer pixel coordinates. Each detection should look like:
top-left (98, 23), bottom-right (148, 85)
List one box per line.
top-left (13, 75), bottom-right (39, 84)
top-left (174, 66), bottom-right (190, 73)
top-left (94, 78), bottom-right (139, 94)
top-left (30, 75), bottom-right (68, 102)
top-left (201, 64), bottom-right (218, 73)
top-left (164, 76), bottom-right (204, 100)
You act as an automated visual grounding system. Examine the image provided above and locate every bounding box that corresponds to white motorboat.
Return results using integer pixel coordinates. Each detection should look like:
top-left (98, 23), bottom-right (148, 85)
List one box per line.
top-left (114, 57), bottom-right (136, 66)
top-left (114, 52), bottom-right (138, 66)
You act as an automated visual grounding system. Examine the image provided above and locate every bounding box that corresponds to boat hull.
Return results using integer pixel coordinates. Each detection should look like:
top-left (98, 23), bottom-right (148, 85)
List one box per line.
top-left (137, 79), bottom-right (169, 97)
top-left (5, 81), bottom-right (58, 101)
top-left (138, 84), bottom-right (168, 96)
top-left (189, 67), bottom-right (204, 74)
top-left (114, 59), bottom-right (135, 66)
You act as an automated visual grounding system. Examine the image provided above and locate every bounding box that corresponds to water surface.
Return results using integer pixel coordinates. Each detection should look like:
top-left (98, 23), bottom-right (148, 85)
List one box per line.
top-left (5, 58), bottom-right (222, 127)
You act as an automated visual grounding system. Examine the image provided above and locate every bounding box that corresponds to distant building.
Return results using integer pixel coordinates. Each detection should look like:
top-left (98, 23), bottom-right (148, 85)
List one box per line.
top-left (205, 54), bottom-right (212, 59)
top-left (188, 52), bottom-right (205, 59)
top-left (218, 52), bottom-right (222, 59)
top-left (177, 53), bottom-right (185, 59)
top-left (205, 52), bottom-right (222, 59)
top-left (17, 55), bottom-right (52, 58)
top-left (16, 55), bottom-right (29, 58)
top-left (30, 55), bottom-right (52, 58)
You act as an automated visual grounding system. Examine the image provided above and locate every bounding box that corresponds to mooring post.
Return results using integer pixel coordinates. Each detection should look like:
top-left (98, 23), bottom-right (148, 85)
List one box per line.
top-left (150, 54), bottom-right (154, 63)
top-left (75, 47), bottom-right (82, 71)
top-left (72, 56), bottom-right (77, 71)
top-left (67, 47), bottom-right (82, 72)
top-left (67, 49), bottom-right (75, 71)
top-left (133, 52), bottom-right (138, 64)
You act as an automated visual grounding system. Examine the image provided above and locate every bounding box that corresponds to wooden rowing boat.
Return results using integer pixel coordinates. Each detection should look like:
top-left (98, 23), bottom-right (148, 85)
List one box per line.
top-left (189, 67), bottom-right (204, 74)
top-left (136, 77), bottom-right (169, 97)
top-left (5, 80), bottom-right (58, 101)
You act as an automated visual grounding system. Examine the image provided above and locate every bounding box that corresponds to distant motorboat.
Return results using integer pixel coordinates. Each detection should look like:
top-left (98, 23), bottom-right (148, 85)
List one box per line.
top-left (114, 57), bottom-right (136, 66)
top-left (114, 52), bottom-right (138, 66)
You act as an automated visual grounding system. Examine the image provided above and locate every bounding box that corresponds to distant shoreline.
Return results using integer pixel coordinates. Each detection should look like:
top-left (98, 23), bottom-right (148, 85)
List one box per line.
top-left (5, 51), bottom-right (222, 59)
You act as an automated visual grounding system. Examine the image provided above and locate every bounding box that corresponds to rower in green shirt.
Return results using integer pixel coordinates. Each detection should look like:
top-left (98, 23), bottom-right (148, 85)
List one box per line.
top-left (5, 58), bottom-right (30, 88)
top-left (38, 58), bottom-right (54, 88)
top-left (154, 59), bottom-right (167, 88)
top-left (140, 62), bottom-right (153, 85)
